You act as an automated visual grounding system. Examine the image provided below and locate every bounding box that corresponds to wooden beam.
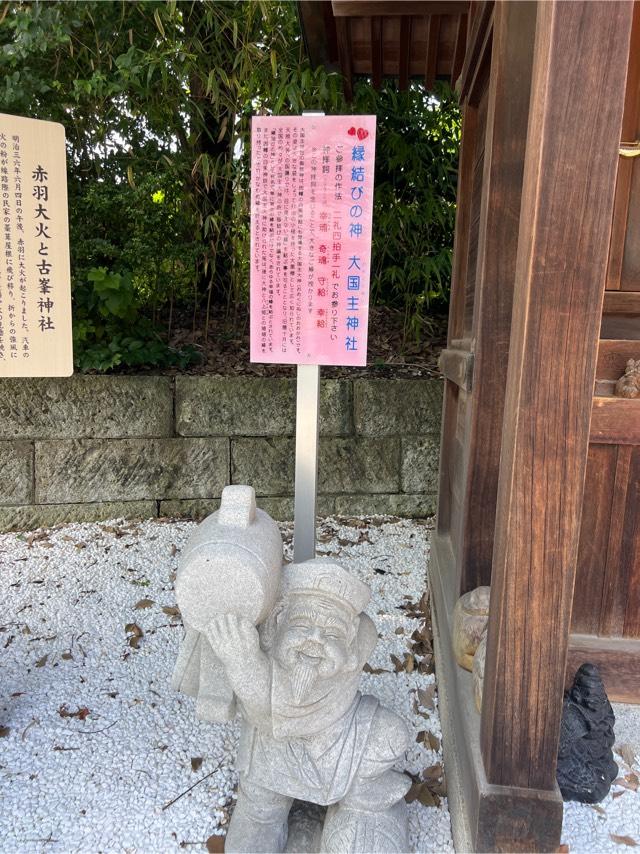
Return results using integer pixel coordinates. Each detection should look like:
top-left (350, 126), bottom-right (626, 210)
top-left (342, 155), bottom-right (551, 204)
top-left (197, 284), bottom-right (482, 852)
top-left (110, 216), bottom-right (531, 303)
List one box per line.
top-left (298, 2), bottom-right (339, 69)
top-left (458, 0), bottom-right (536, 595)
top-left (458, 1), bottom-right (493, 102)
top-left (424, 14), bottom-right (441, 89)
top-left (597, 338), bottom-right (640, 379)
top-left (451, 12), bottom-right (468, 87)
top-left (480, 0), bottom-right (634, 792)
top-left (603, 290), bottom-right (640, 314)
top-left (606, 3), bottom-right (640, 290)
top-left (331, 1), bottom-right (469, 16)
top-left (567, 634), bottom-right (640, 704)
top-left (398, 15), bottom-right (412, 90)
top-left (335, 16), bottom-right (354, 100)
top-left (590, 396), bottom-right (640, 445)
top-left (371, 16), bottom-right (383, 88)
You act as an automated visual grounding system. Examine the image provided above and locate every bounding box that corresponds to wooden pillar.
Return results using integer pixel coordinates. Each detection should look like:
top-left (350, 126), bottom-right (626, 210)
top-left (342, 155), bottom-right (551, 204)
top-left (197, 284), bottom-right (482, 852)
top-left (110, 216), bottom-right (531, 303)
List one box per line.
top-left (458, 0), bottom-right (537, 594)
top-left (480, 0), bottom-right (634, 800)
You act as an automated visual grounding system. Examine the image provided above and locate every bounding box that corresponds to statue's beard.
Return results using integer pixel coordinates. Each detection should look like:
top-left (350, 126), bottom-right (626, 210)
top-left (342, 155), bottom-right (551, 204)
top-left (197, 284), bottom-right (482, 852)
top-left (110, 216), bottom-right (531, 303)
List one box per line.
top-left (290, 657), bottom-right (320, 704)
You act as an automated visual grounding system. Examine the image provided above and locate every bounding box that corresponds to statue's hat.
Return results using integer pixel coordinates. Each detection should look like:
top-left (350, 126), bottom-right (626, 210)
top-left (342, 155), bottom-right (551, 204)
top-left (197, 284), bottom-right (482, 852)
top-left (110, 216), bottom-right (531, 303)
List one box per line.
top-left (283, 558), bottom-right (371, 615)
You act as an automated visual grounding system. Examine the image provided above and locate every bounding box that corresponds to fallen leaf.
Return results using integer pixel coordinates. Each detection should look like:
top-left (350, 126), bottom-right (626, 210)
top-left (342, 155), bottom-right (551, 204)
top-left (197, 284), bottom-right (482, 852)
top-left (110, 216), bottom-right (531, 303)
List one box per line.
top-left (191, 757), bottom-right (203, 772)
top-left (405, 781), bottom-right (439, 807)
top-left (206, 835), bottom-right (225, 852)
top-left (363, 663), bottom-right (387, 675)
top-left (394, 627), bottom-right (405, 635)
top-left (162, 605), bottom-right (181, 617)
top-left (417, 684), bottom-right (436, 711)
top-left (125, 623), bottom-right (144, 649)
top-left (591, 805), bottom-right (606, 816)
top-left (0, 726), bottom-right (10, 737)
top-left (58, 705), bottom-right (91, 721)
top-left (135, 598), bottom-right (155, 610)
top-left (427, 732), bottom-right (440, 751)
top-left (61, 652), bottom-right (73, 661)
top-left (74, 542), bottom-right (87, 550)
top-left (556, 846), bottom-right (570, 853)
top-left (610, 835), bottom-right (637, 847)
top-left (35, 654), bottom-right (48, 668)
top-left (170, 544), bottom-right (178, 557)
top-left (618, 743), bottom-right (638, 768)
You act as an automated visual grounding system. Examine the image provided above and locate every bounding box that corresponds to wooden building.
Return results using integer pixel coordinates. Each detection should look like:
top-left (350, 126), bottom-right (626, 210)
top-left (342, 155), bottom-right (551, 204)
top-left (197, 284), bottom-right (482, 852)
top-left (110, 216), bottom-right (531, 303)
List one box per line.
top-left (301, 1), bottom-right (638, 851)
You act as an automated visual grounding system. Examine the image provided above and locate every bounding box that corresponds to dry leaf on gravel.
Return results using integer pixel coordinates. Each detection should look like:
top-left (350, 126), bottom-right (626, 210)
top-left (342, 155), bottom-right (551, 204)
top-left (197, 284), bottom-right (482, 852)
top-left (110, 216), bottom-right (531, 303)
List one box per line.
top-left (58, 705), bottom-right (91, 721)
top-left (134, 598), bottom-right (155, 610)
top-left (618, 743), bottom-right (638, 768)
top-left (363, 663), bottom-right (388, 675)
top-left (417, 684), bottom-right (436, 711)
top-left (125, 623), bottom-right (143, 649)
top-left (405, 781), bottom-right (440, 808)
top-left (162, 606), bottom-right (181, 618)
top-left (191, 757), bottom-right (203, 772)
top-left (206, 835), bottom-right (225, 853)
top-left (0, 726), bottom-right (10, 737)
top-left (35, 654), bottom-right (48, 668)
top-left (610, 835), bottom-right (638, 847)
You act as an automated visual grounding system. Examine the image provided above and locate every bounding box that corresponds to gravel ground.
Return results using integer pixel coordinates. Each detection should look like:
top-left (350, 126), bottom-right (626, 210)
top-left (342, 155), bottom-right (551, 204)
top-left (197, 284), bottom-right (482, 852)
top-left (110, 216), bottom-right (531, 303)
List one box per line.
top-left (0, 515), bottom-right (452, 854)
top-left (2, 514), bottom-right (639, 854)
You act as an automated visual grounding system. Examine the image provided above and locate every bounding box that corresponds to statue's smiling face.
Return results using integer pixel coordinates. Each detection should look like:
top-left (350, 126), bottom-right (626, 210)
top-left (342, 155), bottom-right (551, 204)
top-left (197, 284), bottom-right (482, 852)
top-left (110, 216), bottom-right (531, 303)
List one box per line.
top-left (274, 595), bottom-right (358, 703)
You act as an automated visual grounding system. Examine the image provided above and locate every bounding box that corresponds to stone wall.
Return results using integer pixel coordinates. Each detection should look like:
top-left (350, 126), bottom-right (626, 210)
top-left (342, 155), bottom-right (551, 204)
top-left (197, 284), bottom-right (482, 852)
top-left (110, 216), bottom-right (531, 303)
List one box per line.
top-left (0, 376), bottom-right (442, 531)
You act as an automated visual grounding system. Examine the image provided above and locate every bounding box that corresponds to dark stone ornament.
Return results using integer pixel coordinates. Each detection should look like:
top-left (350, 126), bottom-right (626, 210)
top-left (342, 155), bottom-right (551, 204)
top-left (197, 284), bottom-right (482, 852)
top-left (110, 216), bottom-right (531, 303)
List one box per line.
top-left (556, 663), bottom-right (618, 803)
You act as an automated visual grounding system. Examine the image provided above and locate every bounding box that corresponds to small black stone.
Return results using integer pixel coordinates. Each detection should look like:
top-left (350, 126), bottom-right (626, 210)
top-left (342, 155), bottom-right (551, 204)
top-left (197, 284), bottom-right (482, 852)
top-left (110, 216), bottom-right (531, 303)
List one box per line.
top-left (556, 663), bottom-right (618, 803)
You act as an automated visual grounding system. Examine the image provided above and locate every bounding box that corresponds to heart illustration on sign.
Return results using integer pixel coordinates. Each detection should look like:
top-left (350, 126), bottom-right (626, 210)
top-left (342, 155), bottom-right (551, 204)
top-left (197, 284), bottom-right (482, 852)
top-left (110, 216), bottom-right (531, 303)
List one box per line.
top-left (348, 126), bottom-right (357, 136)
top-left (357, 128), bottom-right (369, 140)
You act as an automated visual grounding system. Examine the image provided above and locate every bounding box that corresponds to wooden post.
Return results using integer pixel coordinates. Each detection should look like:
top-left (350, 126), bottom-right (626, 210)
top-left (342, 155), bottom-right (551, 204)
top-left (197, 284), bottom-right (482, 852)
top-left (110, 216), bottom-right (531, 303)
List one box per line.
top-left (480, 0), bottom-right (634, 796)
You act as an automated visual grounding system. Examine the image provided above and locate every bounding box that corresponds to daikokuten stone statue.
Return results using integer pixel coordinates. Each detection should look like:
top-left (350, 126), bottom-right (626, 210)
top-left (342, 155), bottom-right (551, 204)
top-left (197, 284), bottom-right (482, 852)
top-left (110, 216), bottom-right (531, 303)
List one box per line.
top-left (556, 663), bottom-right (618, 803)
top-left (172, 486), bottom-right (411, 853)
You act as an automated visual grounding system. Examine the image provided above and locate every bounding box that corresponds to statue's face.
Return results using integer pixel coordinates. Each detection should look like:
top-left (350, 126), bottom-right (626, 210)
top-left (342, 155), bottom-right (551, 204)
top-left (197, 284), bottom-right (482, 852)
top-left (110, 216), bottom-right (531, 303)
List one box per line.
top-left (273, 594), bottom-right (358, 703)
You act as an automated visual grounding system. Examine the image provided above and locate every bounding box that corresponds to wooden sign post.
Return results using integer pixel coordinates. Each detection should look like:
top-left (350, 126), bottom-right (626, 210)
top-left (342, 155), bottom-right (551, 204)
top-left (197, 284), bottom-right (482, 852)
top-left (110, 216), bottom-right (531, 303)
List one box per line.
top-left (249, 113), bottom-right (376, 560)
top-left (0, 114), bottom-right (73, 377)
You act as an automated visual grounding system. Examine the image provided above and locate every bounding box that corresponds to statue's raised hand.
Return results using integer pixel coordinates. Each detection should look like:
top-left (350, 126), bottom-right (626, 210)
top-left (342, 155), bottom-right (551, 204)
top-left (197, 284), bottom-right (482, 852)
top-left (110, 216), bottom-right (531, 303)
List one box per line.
top-left (204, 613), bottom-right (271, 723)
top-left (205, 613), bottom-right (261, 667)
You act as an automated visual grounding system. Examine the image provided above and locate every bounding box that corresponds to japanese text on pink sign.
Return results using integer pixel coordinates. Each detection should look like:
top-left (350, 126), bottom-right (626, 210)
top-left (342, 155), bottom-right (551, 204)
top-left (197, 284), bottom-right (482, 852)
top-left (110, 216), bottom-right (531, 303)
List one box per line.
top-left (250, 115), bottom-right (376, 367)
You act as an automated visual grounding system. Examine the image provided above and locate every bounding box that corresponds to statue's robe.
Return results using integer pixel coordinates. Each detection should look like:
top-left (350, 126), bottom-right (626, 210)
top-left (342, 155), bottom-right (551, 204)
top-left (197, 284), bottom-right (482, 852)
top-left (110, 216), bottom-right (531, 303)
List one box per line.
top-left (237, 660), bottom-right (381, 805)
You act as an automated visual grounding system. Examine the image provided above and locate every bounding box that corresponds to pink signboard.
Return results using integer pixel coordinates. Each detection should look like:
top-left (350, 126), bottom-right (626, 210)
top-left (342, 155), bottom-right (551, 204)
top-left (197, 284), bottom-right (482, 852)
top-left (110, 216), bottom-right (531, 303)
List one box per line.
top-left (250, 115), bottom-right (376, 366)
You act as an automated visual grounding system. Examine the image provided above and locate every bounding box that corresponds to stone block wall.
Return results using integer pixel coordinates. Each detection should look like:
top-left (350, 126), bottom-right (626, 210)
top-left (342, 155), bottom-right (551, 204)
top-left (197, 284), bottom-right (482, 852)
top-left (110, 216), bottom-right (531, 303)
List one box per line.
top-left (0, 376), bottom-right (442, 531)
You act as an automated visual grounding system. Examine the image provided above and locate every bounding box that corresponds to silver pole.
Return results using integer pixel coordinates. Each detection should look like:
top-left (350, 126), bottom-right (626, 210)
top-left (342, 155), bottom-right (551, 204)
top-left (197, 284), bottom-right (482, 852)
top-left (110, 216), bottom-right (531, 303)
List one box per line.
top-left (293, 363), bottom-right (320, 562)
top-left (293, 110), bottom-right (324, 563)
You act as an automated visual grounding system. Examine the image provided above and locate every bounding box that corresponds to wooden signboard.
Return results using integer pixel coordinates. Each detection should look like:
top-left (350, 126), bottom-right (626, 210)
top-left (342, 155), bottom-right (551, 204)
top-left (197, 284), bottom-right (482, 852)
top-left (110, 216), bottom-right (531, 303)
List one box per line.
top-left (0, 113), bottom-right (73, 377)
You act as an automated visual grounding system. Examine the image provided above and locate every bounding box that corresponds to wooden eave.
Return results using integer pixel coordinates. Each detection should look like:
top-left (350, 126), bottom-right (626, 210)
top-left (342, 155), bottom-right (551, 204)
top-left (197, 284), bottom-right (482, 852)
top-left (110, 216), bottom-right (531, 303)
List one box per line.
top-left (298, 0), bottom-right (470, 98)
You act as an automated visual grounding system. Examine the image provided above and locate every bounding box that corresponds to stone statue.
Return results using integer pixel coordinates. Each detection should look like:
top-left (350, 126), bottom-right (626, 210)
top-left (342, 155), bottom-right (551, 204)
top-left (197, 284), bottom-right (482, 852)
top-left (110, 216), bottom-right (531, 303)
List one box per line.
top-left (556, 663), bottom-right (618, 803)
top-left (173, 486), bottom-right (411, 853)
top-left (452, 585), bottom-right (490, 671)
top-left (615, 358), bottom-right (640, 398)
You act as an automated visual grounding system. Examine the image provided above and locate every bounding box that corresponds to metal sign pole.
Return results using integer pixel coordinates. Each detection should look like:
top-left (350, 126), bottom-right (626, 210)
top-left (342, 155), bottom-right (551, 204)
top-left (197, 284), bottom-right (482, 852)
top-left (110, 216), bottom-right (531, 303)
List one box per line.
top-left (293, 111), bottom-right (324, 564)
top-left (293, 363), bottom-right (320, 563)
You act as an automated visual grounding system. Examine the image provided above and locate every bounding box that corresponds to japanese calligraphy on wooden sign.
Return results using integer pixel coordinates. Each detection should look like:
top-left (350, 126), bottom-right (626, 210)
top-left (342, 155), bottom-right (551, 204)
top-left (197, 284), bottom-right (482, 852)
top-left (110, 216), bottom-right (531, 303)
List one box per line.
top-left (0, 113), bottom-right (72, 377)
top-left (250, 115), bottom-right (376, 367)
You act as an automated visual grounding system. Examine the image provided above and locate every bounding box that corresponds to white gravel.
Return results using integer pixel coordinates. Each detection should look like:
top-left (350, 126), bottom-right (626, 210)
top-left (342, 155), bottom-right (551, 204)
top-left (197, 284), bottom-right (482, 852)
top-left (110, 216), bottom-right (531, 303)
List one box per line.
top-left (562, 704), bottom-right (640, 852)
top-left (0, 515), bottom-right (453, 854)
top-left (3, 514), bottom-right (638, 854)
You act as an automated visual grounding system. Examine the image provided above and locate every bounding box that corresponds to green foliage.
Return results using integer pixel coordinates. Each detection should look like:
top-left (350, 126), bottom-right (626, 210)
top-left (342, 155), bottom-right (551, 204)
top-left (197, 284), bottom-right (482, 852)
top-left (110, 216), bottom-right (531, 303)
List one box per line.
top-left (0, 0), bottom-right (459, 370)
top-left (73, 267), bottom-right (199, 372)
top-left (352, 81), bottom-right (460, 338)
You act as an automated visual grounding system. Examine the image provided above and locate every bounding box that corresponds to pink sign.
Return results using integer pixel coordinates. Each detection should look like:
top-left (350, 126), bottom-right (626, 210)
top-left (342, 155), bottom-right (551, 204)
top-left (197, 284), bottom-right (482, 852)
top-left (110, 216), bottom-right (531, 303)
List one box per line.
top-left (250, 115), bottom-right (376, 366)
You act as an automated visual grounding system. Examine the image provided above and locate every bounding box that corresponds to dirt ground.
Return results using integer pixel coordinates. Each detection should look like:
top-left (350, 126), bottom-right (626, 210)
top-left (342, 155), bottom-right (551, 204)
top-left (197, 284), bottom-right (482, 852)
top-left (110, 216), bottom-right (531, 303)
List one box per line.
top-left (132, 305), bottom-right (447, 380)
